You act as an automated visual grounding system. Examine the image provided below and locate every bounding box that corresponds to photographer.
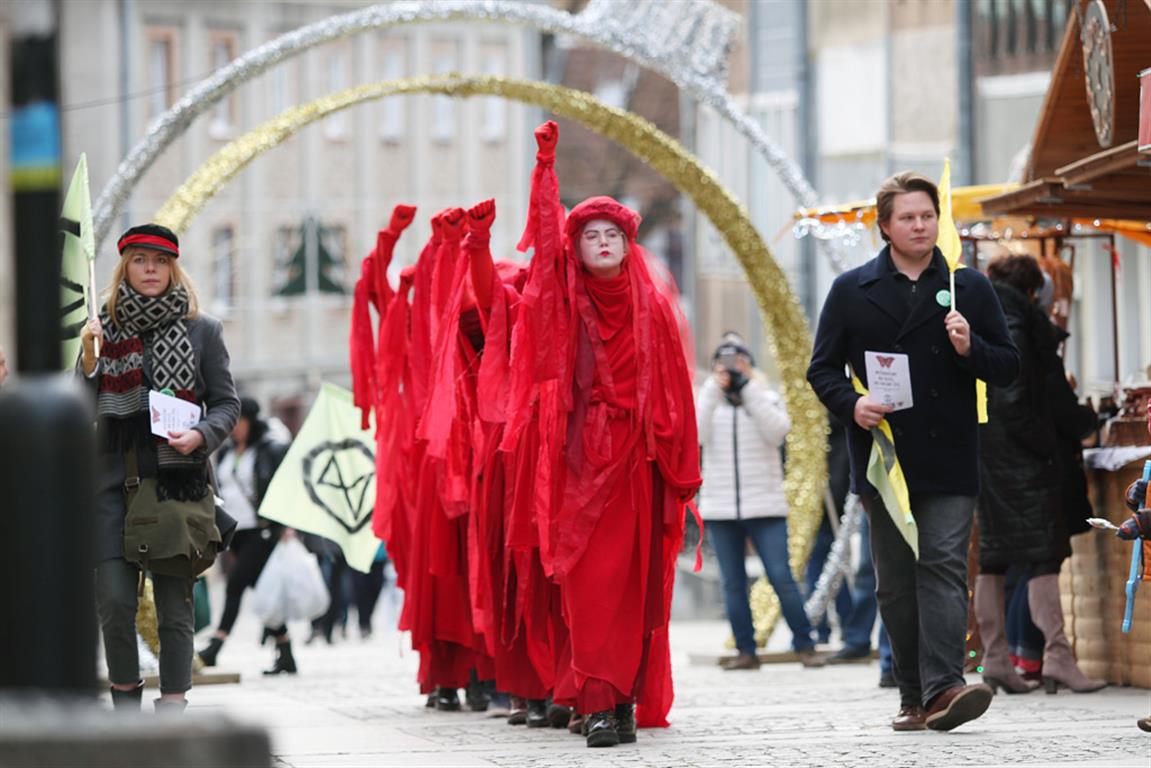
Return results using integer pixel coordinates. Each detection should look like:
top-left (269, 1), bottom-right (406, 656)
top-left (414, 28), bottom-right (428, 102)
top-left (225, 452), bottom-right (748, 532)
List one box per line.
top-left (696, 333), bottom-right (824, 670)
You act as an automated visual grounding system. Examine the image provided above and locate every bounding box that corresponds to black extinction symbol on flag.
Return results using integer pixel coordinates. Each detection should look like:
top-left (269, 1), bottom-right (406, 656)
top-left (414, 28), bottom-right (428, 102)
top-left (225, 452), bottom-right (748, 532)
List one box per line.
top-left (301, 439), bottom-right (376, 534)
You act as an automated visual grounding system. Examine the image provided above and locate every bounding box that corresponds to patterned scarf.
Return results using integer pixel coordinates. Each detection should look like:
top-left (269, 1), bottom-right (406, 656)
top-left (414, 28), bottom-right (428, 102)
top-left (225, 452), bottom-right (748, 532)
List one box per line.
top-left (97, 282), bottom-right (207, 499)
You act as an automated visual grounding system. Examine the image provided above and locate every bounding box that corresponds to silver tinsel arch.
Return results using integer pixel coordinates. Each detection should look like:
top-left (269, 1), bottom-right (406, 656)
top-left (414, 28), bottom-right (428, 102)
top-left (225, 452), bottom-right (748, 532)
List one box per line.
top-left (91, 0), bottom-right (818, 250)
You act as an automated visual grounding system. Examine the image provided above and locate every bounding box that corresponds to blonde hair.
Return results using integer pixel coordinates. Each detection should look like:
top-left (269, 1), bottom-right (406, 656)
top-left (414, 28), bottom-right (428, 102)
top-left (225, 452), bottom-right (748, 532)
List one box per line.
top-left (103, 249), bottom-right (200, 327)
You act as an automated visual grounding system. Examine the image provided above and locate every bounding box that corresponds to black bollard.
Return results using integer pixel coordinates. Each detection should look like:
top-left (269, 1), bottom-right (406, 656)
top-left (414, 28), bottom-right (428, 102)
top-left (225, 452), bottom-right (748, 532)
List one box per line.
top-left (0, 378), bottom-right (97, 694)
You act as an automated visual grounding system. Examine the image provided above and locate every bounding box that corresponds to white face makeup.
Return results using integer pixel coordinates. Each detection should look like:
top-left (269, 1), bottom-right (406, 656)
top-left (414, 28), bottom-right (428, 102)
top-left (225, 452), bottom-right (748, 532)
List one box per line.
top-left (578, 219), bottom-right (627, 279)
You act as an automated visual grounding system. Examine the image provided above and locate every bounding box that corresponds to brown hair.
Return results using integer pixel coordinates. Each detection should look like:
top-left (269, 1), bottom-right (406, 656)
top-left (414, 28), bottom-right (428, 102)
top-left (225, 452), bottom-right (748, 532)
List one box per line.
top-left (987, 253), bottom-right (1044, 296)
top-left (875, 171), bottom-right (941, 243)
top-left (103, 247), bottom-right (200, 327)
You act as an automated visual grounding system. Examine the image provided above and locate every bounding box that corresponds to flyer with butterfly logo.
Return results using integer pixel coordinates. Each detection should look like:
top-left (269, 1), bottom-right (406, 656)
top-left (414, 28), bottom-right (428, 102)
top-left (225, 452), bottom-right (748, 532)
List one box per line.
top-left (864, 351), bottom-right (913, 411)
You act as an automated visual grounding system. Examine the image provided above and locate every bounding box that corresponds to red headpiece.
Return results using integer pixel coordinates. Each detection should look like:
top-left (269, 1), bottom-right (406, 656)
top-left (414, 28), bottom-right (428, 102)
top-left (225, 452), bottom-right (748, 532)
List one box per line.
top-left (564, 196), bottom-right (640, 245)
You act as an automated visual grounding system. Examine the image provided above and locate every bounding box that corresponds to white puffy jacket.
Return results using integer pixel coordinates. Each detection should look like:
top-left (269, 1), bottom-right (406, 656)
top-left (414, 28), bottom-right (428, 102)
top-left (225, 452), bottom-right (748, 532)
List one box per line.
top-left (696, 375), bottom-right (791, 520)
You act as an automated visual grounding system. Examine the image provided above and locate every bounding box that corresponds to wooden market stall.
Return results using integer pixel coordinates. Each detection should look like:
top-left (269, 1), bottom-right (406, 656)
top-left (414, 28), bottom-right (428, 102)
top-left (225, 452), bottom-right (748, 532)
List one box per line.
top-left (978, 0), bottom-right (1151, 688)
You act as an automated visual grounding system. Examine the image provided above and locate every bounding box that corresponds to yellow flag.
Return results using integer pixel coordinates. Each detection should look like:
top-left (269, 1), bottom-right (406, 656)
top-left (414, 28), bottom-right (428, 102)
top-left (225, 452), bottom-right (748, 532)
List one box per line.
top-left (937, 159), bottom-right (989, 423)
top-left (937, 158), bottom-right (963, 273)
top-left (851, 373), bottom-right (918, 558)
top-left (60, 153), bottom-right (96, 369)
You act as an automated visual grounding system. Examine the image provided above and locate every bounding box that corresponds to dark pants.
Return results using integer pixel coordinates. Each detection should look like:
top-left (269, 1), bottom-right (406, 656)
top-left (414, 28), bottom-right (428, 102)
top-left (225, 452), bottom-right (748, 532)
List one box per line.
top-left (863, 491), bottom-right (975, 708)
top-left (217, 528), bottom-right (277, 634)
top-left (352, 559), bottom-right (387, 632)
top-left (96, 558), bottom-right (194, 695)
top-left (708, 517), bottom-right (817, 655)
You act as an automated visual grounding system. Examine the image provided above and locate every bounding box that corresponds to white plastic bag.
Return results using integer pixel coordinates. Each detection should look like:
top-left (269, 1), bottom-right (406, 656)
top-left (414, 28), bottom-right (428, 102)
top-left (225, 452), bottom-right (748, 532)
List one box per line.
top-left (250, 537), bottom-right (330, 626)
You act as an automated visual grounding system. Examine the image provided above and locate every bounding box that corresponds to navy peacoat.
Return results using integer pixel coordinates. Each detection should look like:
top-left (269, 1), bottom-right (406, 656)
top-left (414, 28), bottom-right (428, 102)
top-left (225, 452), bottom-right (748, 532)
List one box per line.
top-left (807, 246), bottom-right (1019, 497)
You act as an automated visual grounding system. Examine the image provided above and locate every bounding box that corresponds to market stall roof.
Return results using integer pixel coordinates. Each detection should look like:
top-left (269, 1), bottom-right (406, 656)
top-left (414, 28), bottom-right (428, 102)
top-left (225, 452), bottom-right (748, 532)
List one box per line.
top-left (979, 1), bottom-right (1151, 221)
top-left (795, 184), bottom-right (1018, 227)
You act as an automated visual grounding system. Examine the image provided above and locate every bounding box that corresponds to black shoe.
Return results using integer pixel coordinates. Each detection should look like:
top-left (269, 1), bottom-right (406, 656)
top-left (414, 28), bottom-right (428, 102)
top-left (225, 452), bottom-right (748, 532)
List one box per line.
top-left (879, 672), bottom-right (897, 688)
top-left (263, 640), bottom-right (298, 675)
top-left (526, 699), bottom-right (549, 727)
top-left (196, 637), bottom-right (224, 667)
top-left (827, 646), bottom-right (872, 664)
top-left (109, 681), bottom-right (144, 713)
top-left (507, 696), bottom-right (527, 725)
top-left (585, 710), bottom-right (619, 748)
top-left (434, 687), bottom-right (461, 711)
top-left (547, 702), bottom-right (572, 729)
top-left (465, 672), bottom-right (492, 712)
top-left (425, 693), bottom-right (436, 708)
top-left (614, 703), bottom-right (636, 744)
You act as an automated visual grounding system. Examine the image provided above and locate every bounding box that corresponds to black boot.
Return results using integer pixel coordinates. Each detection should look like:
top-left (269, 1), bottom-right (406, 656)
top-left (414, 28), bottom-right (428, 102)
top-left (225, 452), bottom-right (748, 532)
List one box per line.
top-left (585, 709), bottom-right (619, 748)
top-left (197, 637), bottom-right (224, 667)
top-left (264, 640), bottom-right (298, 675)
top-left (614, 703), bottom-right (636, 744)
top-left (526, 698), bottom-right (549, 728)
top-left (110, 681), bottom-right (143, 713)
top-left (547, 701), bottom-right (572, 729)
top-left (434, 687), bottom-right (460, 711)
top-left (464, 670), bottom-right (491, 712)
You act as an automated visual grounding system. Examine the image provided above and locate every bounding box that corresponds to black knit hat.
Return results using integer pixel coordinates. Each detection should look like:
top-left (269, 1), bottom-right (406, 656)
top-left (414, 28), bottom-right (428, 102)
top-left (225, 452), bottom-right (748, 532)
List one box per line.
top-left (712, 331), bottom-right (755, 367)
top-left (117, 223), bottom-right (180, 257)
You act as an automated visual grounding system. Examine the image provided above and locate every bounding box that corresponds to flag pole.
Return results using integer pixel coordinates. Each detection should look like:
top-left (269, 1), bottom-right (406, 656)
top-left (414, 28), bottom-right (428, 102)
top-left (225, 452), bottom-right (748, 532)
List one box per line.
top-left (88, 260), bottom-right (99, 358)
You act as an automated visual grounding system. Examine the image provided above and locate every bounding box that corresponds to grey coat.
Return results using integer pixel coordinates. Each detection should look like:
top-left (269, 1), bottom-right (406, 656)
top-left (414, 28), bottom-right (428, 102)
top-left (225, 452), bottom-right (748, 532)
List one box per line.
top-left (84, 314), bottom-right (240, 562)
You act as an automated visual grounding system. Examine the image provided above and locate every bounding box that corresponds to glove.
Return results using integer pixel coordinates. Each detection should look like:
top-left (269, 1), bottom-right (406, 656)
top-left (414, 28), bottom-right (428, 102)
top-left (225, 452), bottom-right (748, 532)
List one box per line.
top-left (387, 204), bottom-right (417, 235)
top-left (1116, 510), bottom-right (1151, 541)
top-left (440, 207), bottom-right (467, 239)
top-left (534, 120), bottom-right (558, 158)
top-left (467, 199), bottom-right (496, 233)
top-left (1125, 480), bottom-right (1148, 512)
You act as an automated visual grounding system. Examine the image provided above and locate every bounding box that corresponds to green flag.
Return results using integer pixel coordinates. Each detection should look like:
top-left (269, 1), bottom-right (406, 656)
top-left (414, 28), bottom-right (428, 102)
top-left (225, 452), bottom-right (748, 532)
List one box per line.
top-left (258, 383), bottom-right (380, 572)
top-left (60, 153), bottom-right (96, 368)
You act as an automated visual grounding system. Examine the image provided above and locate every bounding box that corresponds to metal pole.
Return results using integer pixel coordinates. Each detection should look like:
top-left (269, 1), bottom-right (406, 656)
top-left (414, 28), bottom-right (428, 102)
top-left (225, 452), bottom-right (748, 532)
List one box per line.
top-left (1, 0), bottom-right (97, 696)
top-left (1109, 234), bottom-right (1120, 384)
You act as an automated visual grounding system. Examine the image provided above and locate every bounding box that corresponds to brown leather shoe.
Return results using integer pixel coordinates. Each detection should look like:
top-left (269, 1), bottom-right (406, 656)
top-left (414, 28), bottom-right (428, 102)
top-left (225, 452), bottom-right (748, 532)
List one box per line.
top-left (722, 652), bottom-right (761, 671)
top-left (798, 649), bottom-right (826, 668)
top-left (891, 705), bottom-right (927, 731)
top-left (925, 683), bottom-right (993, 731)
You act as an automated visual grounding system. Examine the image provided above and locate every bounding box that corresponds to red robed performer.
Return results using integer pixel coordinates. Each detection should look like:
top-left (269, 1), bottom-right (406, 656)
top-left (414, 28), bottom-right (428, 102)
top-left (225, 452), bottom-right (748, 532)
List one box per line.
top-left (503, 122), bottom-right (702, 747)
top-left (456, 200), bottom-right (567, 724)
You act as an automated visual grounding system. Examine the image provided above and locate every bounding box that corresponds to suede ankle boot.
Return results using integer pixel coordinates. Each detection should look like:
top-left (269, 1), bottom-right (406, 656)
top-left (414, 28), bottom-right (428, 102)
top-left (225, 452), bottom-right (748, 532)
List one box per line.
top-left (153, 698), bottom-right (187, 715)
top-left (1028, 574), bottom-right (1106, 693)
top-left (974, 574), bottom-right (1037, 693)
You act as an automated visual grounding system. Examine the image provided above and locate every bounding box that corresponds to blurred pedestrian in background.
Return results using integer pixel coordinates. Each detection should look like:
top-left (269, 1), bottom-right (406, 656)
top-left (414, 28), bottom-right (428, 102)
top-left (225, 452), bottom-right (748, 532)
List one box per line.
top-left (197, 396), bottom-right (296, 675)
top-left (81, 223), bottom-right (239, 712)
top-left (976, 254), bottom-right (1104, 695)
top-left (697, 333), bottom-right (824, 670)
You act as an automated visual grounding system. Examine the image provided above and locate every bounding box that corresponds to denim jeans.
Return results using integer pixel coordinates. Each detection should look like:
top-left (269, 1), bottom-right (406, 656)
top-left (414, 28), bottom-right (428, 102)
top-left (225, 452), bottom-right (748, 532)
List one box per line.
top-left (878, 622), bottom-right (893, 675)
top-left (96, 558), bottom-right (194, 695)
top-left (708, 517), bottom-right (817, 655)
top-left (863, 491), bottom-right (975, 708)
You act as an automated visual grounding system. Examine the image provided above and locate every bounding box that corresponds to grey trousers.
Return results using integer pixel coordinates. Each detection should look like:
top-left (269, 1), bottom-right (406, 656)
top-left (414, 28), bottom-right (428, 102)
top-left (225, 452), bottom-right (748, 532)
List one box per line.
top-left (861, 491), bottom-right (975, 708)
top-left (95, 558), bottom-right (194, 695)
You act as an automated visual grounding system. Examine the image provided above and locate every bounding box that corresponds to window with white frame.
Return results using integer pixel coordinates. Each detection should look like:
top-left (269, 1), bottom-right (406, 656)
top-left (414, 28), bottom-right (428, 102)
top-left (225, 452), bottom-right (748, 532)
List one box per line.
top-left (379, 39), bottom-right (407, 142)
top-left (147, 27), bottom-right (178, 120)
top-left (481, 44), bottom-right (507, 142)
top-left (212, 225), bottom-right (235, 308)
top-left (431, 42), bottom-right (458, 143)
top-left (209, 30), bottom-right (238, 137)
top-left (324, 48), bottom-right (349, 140)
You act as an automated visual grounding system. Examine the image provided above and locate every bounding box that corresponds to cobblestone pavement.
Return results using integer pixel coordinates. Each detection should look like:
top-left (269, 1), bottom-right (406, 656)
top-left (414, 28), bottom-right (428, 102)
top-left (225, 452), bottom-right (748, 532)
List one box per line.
top-left (177, 586), bottom-right (1150, 768)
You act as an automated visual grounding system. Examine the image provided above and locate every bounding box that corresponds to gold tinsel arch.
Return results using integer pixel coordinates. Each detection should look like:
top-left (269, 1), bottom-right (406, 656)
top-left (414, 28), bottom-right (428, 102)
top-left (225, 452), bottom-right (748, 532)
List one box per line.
top-left (156, 74), bottom-right (827, 644)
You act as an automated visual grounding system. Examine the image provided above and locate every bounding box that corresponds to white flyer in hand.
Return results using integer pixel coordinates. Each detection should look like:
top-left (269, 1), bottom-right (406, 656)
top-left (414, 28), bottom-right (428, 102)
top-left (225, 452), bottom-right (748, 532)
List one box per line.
top-left (864, 351), bottom-right (914, 411)
top-left (148, 390), bottom-right (201, 438)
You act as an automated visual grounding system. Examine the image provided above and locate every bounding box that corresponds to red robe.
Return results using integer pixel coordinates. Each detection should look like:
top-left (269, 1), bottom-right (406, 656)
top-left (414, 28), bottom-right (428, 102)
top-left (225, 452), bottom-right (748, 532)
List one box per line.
top-left (508, 122), bottom-right (701, 725)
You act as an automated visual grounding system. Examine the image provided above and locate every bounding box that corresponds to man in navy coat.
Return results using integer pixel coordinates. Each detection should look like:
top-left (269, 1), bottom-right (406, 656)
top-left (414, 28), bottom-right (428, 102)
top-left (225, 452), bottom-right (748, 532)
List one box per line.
top-left (807, 171), bottom-right (1019, 733)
